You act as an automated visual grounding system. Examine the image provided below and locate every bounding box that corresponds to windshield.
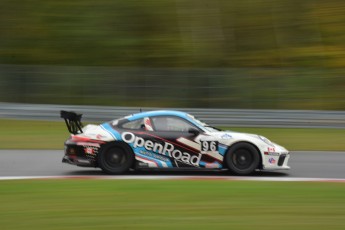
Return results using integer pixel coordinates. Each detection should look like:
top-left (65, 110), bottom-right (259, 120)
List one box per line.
top-left (110, 113), bottom-right (221, 132)
top-left (187, 114), bottom-right (220, 132)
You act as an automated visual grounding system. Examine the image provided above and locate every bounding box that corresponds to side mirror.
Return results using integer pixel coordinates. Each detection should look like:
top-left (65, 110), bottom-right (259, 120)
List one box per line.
top-left (188, 128), bottom-right (200, 136)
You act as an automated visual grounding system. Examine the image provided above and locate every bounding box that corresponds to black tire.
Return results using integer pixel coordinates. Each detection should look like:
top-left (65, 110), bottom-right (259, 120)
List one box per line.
top-left (225, 142), bottom-right (260, 175)
top-left (98, 144), bottom-right (134, 175)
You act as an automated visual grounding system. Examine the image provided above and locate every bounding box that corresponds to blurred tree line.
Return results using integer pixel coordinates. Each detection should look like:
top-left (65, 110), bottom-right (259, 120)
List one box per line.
top-left (0, 0), bottom-right (344, 109)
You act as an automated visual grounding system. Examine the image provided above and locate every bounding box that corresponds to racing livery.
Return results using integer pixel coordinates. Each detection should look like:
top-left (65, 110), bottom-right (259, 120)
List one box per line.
top-left (61, 110), bottom-right (290, 175)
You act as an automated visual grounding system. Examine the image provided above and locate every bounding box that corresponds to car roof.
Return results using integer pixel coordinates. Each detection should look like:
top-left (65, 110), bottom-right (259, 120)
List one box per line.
top-left (126, 110), bottom-right (189, 121)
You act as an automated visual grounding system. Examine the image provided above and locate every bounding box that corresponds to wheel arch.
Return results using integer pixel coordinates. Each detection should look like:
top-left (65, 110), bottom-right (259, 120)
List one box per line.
top-left (223, 141), bottom-right (263, 170)
top-left (98, 140), bottom-right (136, 169)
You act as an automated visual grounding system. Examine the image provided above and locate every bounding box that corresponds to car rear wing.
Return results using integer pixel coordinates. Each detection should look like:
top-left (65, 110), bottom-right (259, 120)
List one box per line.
top-left (60, 110), bottom-right (83, 134)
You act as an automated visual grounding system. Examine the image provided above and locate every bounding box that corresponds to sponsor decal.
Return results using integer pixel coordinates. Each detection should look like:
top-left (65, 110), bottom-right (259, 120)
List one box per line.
top-left (221, 133), bottom-right (232, 139)
top-left (85, 147), bottom-right (94, 154)
top-left (144, 117), bottom-right (153, 131)
top-left (201, 140), bottom-right (218, 152)
top-left (76, 142), bottom-right (100, 147)
top-left (268, 158), bottom-right (276, 164)
top-left (96, 134), bottom-right (106, 139)
top-left (199, 161), bottom-right (222, 169)
top-left (122, 131), bottom-right (201, 166)
top-left (136, 155), bottom-right (159, 167)
top-left (139, 149), bottom-right (170, 163)
top-left (84, 146), bottom-right (99, 155)
top-left (138, 162), bottom-right (149, 167)
top-left (268, 147), bottom-right (276, 152)
top-left (264, 152), bottom-right (280, 156)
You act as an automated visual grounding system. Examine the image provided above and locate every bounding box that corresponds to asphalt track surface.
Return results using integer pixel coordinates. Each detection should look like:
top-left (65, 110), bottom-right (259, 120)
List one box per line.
top-left (0, 150), bottom-right (344, 179)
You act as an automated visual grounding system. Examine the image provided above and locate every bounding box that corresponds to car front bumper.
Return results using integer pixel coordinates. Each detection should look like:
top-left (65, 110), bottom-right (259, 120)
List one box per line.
top-left (262, 152), bottom-right (291, 170)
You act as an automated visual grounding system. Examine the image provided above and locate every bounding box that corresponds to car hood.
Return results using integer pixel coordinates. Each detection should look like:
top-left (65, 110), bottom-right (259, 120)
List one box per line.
top-left (205, 130), bottom-right (288, 153)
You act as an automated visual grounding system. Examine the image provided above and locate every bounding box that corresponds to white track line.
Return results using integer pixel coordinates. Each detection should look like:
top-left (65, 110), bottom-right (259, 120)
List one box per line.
top-left (0, 175), bottom-right (345, 182)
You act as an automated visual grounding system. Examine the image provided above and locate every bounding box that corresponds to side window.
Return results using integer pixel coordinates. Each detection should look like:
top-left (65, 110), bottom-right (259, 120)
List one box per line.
top-left (121, 118), bottom-right (144, 130)
top-left (152, 116), bottom-right (196, 132)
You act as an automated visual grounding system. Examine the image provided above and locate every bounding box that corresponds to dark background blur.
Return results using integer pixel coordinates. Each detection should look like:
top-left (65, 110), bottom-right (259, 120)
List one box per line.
top-left (0, 0), bottom-right (344, 109)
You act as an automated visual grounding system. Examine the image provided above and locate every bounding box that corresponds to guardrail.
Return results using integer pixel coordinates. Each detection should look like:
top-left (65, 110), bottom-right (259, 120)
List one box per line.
top-left (1, 102), bottom-right (345, 129)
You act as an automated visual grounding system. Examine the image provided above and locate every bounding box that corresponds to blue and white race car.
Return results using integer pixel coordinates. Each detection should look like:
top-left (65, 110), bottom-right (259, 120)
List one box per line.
top-left (61, 110), bottom-right (290, 175)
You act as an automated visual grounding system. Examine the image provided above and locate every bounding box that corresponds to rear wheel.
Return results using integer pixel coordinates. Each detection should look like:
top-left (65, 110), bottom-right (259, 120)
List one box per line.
top-left (98, 144), bottom-right (134, 174)
top-left (225, 142), bottom-right (260, 175)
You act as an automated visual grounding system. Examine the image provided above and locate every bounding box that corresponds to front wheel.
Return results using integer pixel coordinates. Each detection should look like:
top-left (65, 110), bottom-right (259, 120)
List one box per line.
top-left (98, 144), bottom-right (134, 175)
top-left (225, 142), bottom-right (260, 175)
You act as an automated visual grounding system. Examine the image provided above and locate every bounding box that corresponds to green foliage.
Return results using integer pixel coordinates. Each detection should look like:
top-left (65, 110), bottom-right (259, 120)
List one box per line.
top-left (1, 0), bottom-right (345, 67)
top-left (0, 0), bottom-right (345, 109)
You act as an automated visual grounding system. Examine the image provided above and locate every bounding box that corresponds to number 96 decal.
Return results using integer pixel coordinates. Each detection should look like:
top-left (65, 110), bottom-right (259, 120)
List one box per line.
top-left (201, 140), bottom-right (218, 152)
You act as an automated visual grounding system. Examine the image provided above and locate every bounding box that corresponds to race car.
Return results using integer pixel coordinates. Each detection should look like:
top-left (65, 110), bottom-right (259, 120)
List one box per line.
top-left (61, 110), bottom-right (290, 175)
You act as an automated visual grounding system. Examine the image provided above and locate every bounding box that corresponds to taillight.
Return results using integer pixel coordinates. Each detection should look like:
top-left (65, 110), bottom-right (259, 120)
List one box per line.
top-left (66, 146), bottom-right (77, 155)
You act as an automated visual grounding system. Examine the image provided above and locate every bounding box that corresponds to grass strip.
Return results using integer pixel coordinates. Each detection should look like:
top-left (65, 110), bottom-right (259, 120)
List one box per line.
top-left (0, 179), bottom-right (344, 230)
top-left (1, 119), bottom-right (344, 150)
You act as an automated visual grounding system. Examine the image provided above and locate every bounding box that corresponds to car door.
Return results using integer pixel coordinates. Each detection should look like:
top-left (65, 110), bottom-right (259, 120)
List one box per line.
top-left (149, 116), bottom-right (204, 168)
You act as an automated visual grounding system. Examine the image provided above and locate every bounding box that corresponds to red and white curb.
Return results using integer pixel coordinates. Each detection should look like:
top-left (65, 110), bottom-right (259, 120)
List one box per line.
top-left (0, 175), bottom-right (345, 182)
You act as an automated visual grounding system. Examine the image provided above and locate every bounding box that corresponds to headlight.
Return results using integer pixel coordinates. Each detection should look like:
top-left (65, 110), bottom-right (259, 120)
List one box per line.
top-left (258, 135), bottom-right (273, 146)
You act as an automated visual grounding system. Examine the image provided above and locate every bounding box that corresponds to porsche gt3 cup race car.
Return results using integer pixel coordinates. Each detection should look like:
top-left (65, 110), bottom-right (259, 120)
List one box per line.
top-left (61, 110), bottom-right (290, 175)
